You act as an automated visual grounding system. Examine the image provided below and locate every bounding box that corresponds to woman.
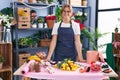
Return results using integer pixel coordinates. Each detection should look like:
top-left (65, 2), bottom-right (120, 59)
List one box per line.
top-left (47, 4), bottom-right (85, 62)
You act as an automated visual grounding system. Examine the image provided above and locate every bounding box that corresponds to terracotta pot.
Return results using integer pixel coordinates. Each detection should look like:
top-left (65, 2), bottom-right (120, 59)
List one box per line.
top-left (86, 50), bottom-right (99, 64)
top-left (0, 63), bottom-right (3, 69)
top-left (28, 0), bottom-right (36, 3)
top-left (82, 0), bottom-right (87, 6)
top-left (18, 0), bottom-right (24, 2)
top-left (46, 20), bottom-right (55, 28)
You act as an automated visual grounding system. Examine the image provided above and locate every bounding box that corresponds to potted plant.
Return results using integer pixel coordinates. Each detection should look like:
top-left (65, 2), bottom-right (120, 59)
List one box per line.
top-left (114, 27), bottom-right (119, 33)
top-left (18, 38), bottom-right (28, 48)
top-left (36, 0), bottom-right (42, 3)
top-left (57, 0), bottom-right (62, 5)
top-left (45, 15), bottom-right (56, 28)
top-left (37, 16), bottom-right (44, 28)
top-left (0, 55), bottom-right (5, 69)
top-left (74, 11), bottom-right (87, 23)
top-left (26, 37), bottom-right (33, 48)
top-left (47, 0), bottom-right (53, 4)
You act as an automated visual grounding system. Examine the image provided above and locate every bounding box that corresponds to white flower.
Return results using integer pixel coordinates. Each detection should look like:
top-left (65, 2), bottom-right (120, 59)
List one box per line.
top-left (0, 14), bottom-right (13, 27)
top-left (75, 11), bottom-right (83, 16)
top-left (84, 13), bottom-right (87, 16)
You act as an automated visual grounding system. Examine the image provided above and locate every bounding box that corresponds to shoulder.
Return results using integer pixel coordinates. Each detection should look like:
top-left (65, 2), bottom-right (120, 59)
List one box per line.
top-left (71, 20), bottom-right (79, 26)
top-left (71, 20), bottom-right (80, 29)
top-left (54, 21), bottom-right (61, 26)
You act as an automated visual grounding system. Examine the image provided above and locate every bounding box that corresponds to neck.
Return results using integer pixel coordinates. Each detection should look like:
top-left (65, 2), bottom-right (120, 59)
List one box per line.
top-left (62, 18), bottom-right (71, 23)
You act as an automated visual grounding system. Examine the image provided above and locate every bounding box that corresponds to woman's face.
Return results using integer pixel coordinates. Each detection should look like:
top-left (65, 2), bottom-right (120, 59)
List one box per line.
top-left (62, 7), bottom-right (72, 20)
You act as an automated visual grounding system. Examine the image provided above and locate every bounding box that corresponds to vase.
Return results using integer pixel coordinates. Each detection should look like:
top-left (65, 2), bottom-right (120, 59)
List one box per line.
top-left (5, 29), bottom-right (12, 43)
top-left (1, 27), bottom-right (6, 43)
top-left (46, 20), bottom-right (54, 28)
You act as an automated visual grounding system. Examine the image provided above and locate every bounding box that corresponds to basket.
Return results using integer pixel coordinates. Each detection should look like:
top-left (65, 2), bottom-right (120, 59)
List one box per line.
top-left (39, 39), bottom-right (51, 47)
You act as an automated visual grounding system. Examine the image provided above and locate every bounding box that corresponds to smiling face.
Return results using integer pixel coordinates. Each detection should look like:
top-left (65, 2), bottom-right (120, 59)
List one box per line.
top-left (61, 4), bottom-right (73, 22)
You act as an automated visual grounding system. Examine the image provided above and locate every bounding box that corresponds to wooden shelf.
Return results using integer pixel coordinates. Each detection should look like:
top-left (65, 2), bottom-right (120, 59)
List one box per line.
top-left (0, 66), bottom-right (12, 72)
top-left (0, 43), bottom-right (12, 80)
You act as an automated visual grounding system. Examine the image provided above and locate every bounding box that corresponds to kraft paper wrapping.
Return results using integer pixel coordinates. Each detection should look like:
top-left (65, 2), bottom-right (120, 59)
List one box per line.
top-left (21, 60), bottom-right (35, 74)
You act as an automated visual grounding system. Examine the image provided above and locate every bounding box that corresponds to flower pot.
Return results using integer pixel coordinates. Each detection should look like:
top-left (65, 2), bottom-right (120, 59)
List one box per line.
top-left (28, 0), bottom-right (36, 3)
top-left (32, 24), bottom-right (37, 28)
top-left (18, 0), bottom-right (24, 2)
top-left (82, 0), bottom-right (87, 6)
top-left (46, 20), bottom-right (54, 28)
top-left (86, 50), bottom-right (99, 64)
top-left (0, 63), bottom-right (3, 69)
top-left (38, 23), bottom-right (43, 28)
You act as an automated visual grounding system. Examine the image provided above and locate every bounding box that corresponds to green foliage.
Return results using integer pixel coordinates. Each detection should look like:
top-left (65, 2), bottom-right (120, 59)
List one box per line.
top-left (37, 16), bottom-right (44, 23)
top-left (0, 7), bottom-right (13, 17)
top-left (81, 28), bottom-right (109, 50)
top-left (55, 6), bottom-right (62, 22)
top-left (47, 0), bottom-right (53, 3)
top-left (0, 56), bottom-right (5, 63)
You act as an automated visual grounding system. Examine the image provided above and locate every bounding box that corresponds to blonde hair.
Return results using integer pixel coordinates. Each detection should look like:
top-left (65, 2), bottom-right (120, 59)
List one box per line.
top-left (61, 4), bottom-right (73, 13)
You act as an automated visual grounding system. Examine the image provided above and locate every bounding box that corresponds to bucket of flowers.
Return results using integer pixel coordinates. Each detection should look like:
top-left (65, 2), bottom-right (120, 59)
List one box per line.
top-left (45, 15), bottom-right (56, 28)
top-left (0, 13), bottom-right (15, 42)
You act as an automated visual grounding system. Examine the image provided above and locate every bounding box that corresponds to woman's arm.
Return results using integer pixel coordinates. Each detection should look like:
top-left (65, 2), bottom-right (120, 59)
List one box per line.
top-left (74, 35), bottom-right (86, 62)
top-left (47, 35), bottom-right (57, 61)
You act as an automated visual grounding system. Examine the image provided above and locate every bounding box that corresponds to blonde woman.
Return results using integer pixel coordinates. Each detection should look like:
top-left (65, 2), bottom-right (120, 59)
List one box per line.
top-left (47, 4), bottom-right (85, 62)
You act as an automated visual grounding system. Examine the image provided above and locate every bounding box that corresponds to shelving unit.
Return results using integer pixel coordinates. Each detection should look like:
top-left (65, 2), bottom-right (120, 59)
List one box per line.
top-left (0, 42), bottom-right (12, 80)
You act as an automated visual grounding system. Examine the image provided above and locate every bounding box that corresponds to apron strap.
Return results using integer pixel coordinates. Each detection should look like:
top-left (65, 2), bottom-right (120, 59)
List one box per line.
top-left (59, 21), bottom-right (72, 28)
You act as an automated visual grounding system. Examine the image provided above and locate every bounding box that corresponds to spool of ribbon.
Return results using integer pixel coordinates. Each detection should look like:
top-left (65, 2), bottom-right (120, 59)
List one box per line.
top-left (21, 60), bottom-right (35, 74)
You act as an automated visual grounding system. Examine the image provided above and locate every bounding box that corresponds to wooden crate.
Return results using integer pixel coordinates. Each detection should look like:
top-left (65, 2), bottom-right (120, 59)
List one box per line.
top-left (18, 21), bottom-right (30, 29)
top-left (19, 53), bottom-right (31, 67)
top-left (0, 43), bottom-right (12, 80)
top-left (68, 0), bottom-right (82, 6)
top-left (22, 76), bottom-right (31, 80)
top-left (18, 7), bottom-right (30, 21)
top-left (18, 16), bottom-right (30, 22)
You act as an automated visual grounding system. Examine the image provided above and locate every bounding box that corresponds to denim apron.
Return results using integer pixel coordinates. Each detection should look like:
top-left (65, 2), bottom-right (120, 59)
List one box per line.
top-left (53, 21), bottom-right (77, 61)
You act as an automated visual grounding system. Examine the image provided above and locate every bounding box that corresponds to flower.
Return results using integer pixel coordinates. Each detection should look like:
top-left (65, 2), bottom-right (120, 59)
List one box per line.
top-left (74, 20), bottom-right (85, 30)
top-left (45, 15), bottom-right (56, 20)
top-left (74, 11), bottom-right (87, 22)
top-left (0, 14), bottom-right (13, 27)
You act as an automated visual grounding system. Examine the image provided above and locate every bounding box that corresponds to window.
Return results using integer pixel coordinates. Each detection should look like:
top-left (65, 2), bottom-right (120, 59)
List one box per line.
top-left (96, 0), bottom-right (120, 53)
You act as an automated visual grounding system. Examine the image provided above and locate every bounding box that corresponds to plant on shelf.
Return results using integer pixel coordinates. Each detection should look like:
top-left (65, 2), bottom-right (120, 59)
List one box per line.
top-left (36, 0), bottom-right (42, 3)
top-left (37, 16), bottom-right (44, 23)
top-left (47, 0), bottom-right (53, 4)
top-left (37, 16), bottom-right (44, 28)
top-left (45, 15), bottom-right (56, 28)
top-left (57, 0), bottom-right (62, 5)
top-left (74, 11), bottom-right (87, 23)
top-left (18, 38), bottom-right (28, 48)
top-left (0, 55), bottom-right (5, 69)
top-left (26, 37), bottom-right (33, 48)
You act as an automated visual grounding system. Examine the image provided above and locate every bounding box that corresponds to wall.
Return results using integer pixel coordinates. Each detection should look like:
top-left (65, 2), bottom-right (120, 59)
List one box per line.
top-left (0, 0), bottom-right (12, 10)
